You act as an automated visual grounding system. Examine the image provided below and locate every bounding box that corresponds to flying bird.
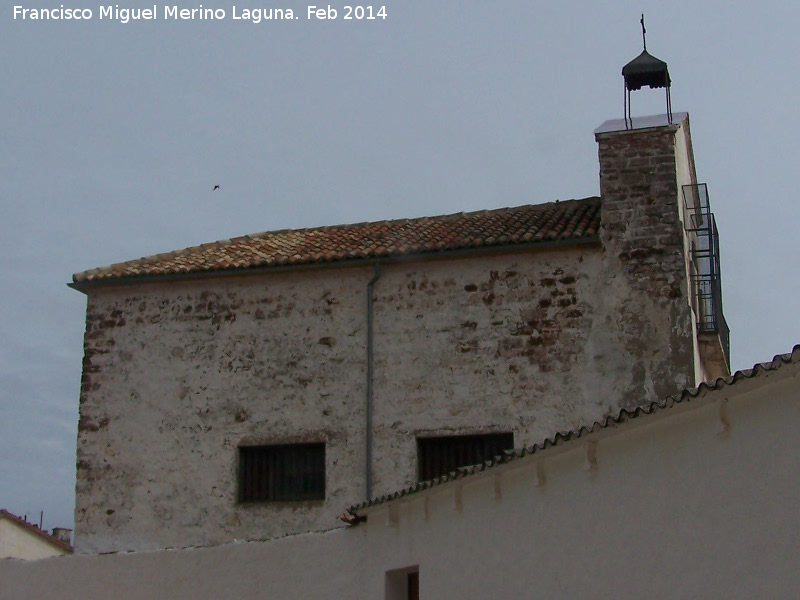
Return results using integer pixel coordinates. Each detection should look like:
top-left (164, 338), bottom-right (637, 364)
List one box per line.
top-left (213, 185), bottom-right (220, 191)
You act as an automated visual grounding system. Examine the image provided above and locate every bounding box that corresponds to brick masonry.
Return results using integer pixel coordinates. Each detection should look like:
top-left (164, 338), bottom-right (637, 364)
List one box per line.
top-left (595, 123), bottom-right (696, 402)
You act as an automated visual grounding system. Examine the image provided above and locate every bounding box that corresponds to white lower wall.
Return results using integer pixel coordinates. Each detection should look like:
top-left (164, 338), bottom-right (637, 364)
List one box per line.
top-left (4, 361), bottom-right (798, 599)
top-left (0, 521), bottom-right (68, 561)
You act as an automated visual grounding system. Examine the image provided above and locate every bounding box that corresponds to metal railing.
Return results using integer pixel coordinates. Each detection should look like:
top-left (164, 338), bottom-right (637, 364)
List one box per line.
top-left (682, 184), bottom-right (730, 367)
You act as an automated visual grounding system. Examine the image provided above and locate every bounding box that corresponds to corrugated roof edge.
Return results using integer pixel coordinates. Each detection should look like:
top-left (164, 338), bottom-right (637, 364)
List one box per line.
top-left (71, 197), bottom-right (601, 286)
top-left (344, 344), bottom-right (800, 522)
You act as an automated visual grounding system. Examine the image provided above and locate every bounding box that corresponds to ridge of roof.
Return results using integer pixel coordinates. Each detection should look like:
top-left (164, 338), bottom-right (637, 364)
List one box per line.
top-left (0, 509), bottom-right (73, 553)
top-left (72, 197), bottom-right (601, 286)
top-left (344, 345), bottom-right (800, 519)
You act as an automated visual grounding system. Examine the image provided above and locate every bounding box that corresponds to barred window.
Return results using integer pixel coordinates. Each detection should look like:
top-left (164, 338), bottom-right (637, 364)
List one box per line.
top-left (417, 433), bottom-right (513, 482)
top-left (238, 443), bottom-right (325, 502)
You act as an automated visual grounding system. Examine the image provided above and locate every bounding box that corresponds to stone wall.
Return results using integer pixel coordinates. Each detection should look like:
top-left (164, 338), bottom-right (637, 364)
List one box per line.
top-left (77, 245), bottom-right (626, 552)
top-left (595, 117), bottom-right (696, 403)
top-left (74, 117), bottom-right (704, 553)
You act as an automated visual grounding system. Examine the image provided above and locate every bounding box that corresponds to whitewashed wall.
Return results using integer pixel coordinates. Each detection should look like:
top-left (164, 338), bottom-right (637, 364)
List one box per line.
top-left (0, 520), bottom-right (69, 561)
top-left (6, 351), bottom-right (798, 598)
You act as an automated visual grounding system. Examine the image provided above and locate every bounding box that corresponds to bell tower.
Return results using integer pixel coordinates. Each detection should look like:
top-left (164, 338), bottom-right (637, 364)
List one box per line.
top-left (622, 15), bottom-right (673, 129)
top-left (592, 17), bottom-right (730, 387)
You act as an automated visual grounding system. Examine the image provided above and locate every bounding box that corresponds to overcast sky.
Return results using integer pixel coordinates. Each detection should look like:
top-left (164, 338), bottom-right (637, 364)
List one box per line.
top-left (2, 1), bottom-right (799, 533)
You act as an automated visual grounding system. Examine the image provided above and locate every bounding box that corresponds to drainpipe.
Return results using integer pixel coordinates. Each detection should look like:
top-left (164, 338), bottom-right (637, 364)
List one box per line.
top-left (366, 263), bottom-right (381, 500)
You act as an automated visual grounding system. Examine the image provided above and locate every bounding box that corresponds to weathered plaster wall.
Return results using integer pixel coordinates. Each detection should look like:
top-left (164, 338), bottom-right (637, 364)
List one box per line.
top-left (75, 237), bottom-right (695, 552)
top-left (76, 265), bottom-right (371, 553)
top-left (368, 244), bottom-right (693, 494)
top-left (10, 355), bottom-right (800, 598)
top-left (370, 249), bottom-right (607, 496)
top-left (74, 119), bottom-right (704, 553)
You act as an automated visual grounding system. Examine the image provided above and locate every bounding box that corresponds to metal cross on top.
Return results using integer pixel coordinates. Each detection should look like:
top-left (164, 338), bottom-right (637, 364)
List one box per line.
top-left (621, 14), bottom-right (672, 129)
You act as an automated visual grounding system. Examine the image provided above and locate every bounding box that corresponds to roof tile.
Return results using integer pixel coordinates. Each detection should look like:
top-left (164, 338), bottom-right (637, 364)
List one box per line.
top-left (73, 198), bottom-right (600, 285)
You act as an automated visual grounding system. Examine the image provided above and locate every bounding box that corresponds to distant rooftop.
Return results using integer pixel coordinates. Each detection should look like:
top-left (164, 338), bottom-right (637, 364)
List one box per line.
top-left (0, 509), bottom-right (73, 555)
top-left (72, 197), bottom-right (601, 288)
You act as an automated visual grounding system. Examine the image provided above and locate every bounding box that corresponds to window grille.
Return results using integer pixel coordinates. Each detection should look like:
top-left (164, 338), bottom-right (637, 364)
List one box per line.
top-left (417, 433), bottom-right (513, 482)
top-left (238, 443), bottom-right (325, 502)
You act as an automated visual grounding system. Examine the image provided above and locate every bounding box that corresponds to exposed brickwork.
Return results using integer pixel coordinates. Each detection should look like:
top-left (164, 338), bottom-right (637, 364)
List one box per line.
top-left (598, 128), bottom-right (684, 295)
top-left (595, 122), bottom-right (696, 403)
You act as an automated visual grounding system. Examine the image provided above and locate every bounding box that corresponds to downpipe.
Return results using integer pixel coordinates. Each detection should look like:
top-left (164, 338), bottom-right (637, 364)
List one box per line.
top-left (365, 263), bottom-right (381, 500)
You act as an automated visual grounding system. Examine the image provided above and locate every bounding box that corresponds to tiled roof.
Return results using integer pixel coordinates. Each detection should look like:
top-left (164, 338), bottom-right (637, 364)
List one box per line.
top-left (0, 509), bottom-right (73, 553)
top-left (344, 345), bottom-right (800, 519)
top-left (72, 198), bottom-right (600, 286)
